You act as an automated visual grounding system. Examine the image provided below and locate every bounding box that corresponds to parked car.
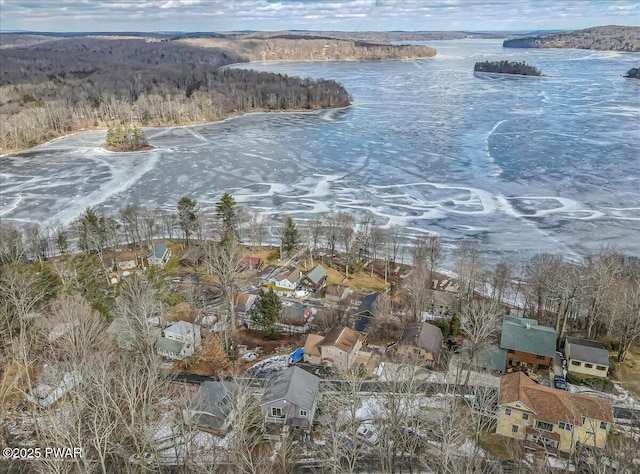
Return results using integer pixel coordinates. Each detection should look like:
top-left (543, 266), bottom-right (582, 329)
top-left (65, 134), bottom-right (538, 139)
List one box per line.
top-left (554, 375), bottom-right (567, 391)
top-left (357, 423), bottom-right (380, 445)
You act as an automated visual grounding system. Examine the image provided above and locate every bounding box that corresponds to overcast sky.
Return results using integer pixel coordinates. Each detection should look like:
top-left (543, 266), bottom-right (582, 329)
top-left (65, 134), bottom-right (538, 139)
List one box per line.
top-left (1, 0), bottom-right (638, 33)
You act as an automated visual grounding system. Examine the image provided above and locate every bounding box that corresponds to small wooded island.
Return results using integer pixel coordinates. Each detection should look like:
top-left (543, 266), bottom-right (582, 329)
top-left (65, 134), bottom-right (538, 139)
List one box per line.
top-left (624, 67), bottom-right (640, 79)
top-left (474, 60), bottom-right (542, 76)
top-left (105, 124), bottom-right (151, 152)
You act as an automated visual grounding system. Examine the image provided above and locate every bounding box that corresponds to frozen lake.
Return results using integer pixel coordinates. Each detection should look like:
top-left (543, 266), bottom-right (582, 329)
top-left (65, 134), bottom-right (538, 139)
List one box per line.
top-left (1, 40), bottom-right (639, 262)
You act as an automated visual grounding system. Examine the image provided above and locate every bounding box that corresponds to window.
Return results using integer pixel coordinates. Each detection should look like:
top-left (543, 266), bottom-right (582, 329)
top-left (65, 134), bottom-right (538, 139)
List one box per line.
top-left (600, 421), bottom-right (608, 430)
top-left (507, 349), bottom-right (515, 354)
top-left (582, 416), bottom-right (586, 426)
top-left (571, 360), bottom-right (581, 366)
top-left (327, 348), bottom-right (332, 354)
top-left (522, 413), bottom-right (529, 421)
top-left (536, 355), bottom-right (545, 360)
top-left (300, 410), bottom-right (308, 417)
top-left (535, 421), bottom-right (554, 432)
top-left (512, 425), bottom-right (519, 433)
top-left (596, 366), bottom-right (607, 371)
top-left (338, 350), bottom-right (343, 356)
top-left (505, 408), bottom-right (512, 416)
top-left (271, 407), bottom-right (283, 417)
top-left (559, 422), bottom-right (573, 431)
top-left (585, 363), bottom-right (593, 369)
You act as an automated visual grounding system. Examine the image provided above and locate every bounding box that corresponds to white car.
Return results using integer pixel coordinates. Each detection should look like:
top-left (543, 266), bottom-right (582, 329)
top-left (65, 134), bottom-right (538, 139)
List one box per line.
top-left (356, 423), bottom-right (379, 445)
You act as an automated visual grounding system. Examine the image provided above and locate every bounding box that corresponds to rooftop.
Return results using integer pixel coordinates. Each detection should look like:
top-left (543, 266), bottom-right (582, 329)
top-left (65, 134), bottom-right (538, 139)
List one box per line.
top-left (499, 372), bottom-right (613, 425)
top-left (261, 366), bottom-right (320, 410)
top-left (500, 316), bottom-right (556, 358)
top-left (304, 264), bottom-right (327, 285)
top-left (566, 337), bottom-right (610, 367)
top-left (320, 327), bottom-right (363, 353)
top-left (398, 322), bottom-right (443, 360)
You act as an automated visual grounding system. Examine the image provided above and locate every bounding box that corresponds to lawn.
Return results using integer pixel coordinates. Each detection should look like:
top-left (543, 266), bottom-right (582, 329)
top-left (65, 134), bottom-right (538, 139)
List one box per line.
top-left (613, 346), bottom-right (640, 398)
top-left (301, 260), bottom-right (389, 291)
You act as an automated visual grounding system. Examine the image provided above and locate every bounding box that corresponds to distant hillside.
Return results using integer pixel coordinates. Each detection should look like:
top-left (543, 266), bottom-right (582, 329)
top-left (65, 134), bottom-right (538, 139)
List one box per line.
top-left (503, 25), bottom-right (640, 52)
top-left (179, 35), bottom-right (436, 62)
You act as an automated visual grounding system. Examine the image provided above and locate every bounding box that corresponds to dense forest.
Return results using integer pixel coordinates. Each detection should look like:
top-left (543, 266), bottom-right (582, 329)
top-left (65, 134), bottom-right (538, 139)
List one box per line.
top-left (473, 60), bottom-right (542, 76)
top-left (503, 25), bottom-right (640, 52)
top-left (4, 32), bottom-right (442, 152)
top-left (624, 67), bottom-right (639, 79)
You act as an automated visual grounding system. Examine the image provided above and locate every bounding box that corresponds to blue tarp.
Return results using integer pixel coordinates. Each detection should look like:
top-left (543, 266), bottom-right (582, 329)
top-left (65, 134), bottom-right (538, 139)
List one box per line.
top-left (290, 348), bottom-right (304, 363)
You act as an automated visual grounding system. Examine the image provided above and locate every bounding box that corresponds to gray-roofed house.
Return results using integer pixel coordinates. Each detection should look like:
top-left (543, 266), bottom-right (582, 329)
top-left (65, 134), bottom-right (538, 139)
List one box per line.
top-left (565, 337), bottom-right (610, 378)
top-left (462, 341), bottom-right (509, 373)
top-left (260, 366), bottom-right (321, 440)
top-left (396, 322), bottom-right (444, 369)
top-left (183, 381), bottom-right (237, 435)
top-left (147, 242), bottom-right (171, 267)
top-left (300, 264), bottom-right (328, 292)
top-left (353, 292), bottom-right (382, 332)
top-left (500, 316), bottom-right (557, 372)
top-left (156, 321), bottom-right (201, 360)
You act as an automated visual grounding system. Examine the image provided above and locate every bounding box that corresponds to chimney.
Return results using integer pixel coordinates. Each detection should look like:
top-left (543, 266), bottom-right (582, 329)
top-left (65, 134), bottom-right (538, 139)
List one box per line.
top-left (525, 322), bottom-right (531, 329)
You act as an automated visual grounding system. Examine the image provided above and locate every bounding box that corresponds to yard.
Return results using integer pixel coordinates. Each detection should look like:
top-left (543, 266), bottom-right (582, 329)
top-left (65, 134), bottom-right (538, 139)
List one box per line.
top-left (614, 346), bottom-right (640, 398)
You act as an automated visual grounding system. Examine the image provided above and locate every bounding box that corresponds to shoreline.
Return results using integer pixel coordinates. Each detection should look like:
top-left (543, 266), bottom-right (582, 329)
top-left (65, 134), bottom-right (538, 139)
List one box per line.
top-left (0, 105), bottom-right (351, 158)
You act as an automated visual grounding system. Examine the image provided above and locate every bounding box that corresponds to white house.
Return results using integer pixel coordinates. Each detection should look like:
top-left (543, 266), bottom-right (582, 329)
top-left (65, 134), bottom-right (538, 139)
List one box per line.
top-left (147, 243), bottom-right (171, 267)
top-left (274, 268), bottom-right (302, 291)
top-left (156, 321), bottom-right (201, 360)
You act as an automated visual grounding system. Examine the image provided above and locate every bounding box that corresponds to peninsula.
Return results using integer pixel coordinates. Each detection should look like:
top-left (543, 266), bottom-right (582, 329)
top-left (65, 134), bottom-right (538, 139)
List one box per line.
top-left (0, 32), bottom-right (435, 153)
top-left (503, 25), bottom-right (640, 52)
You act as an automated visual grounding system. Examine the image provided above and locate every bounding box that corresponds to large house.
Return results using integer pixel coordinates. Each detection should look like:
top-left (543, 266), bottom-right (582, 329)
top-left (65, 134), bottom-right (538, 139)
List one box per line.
top-left (500, 316), bottom-right (557, 372)
top-left (156, 321), bottom-right (201, 360)
top-left (274, 268), bottom-right (302, 291)
top-left (260, 367), bottom-right (321, 440)
top-left (303, 327), bottom-right (365, 371)
top-left (183, 381), bottom-right (237, 435)
top-left (565, 337), bottom-right (610, 378)
top-left (299, 264), bottom-right (328, 292)
top-left (148, 242), bottom-right (171, 267)
top-left (496, 372), bottom-right (613, 453)
top-left (396, 322), bottom-right (444, 369)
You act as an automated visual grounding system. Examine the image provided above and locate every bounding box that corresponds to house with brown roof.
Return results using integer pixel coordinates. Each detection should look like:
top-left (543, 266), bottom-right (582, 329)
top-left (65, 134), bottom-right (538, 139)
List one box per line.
top-left (303, 327), bottom-right (365, 371)
top-left (116, 251), bottom-right (138, 270)
top-left (274, 268), bottom-right (302, 291)
top-left (324, 284), bottom-right (351, 303)
top-left (496, 372), bottom-right (613, 453)
top-left (396, 322), bottom-right (444, 369)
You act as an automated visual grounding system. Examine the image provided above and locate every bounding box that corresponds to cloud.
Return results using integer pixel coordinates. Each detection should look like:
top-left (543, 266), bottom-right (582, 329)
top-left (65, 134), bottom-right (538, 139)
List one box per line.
top-left (1, 0), bottom-right (638, 32)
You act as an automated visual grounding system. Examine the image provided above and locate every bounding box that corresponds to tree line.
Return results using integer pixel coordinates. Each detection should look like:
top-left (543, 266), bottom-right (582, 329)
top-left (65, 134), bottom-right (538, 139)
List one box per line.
top-left (473, 61), bottom-right (542, 76)
top-left (0, 35), bottom-right (351, 152)
top-left (2, 193), bottom-right (640, 361)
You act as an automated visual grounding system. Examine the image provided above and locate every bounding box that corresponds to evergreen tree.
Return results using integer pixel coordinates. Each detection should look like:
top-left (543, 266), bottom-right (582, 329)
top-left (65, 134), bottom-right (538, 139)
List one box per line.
top-left (280, 216), bottom-right (300, 254)
top-left (449, 313), bottom-right (460, 337)
top-left (216, 192), bottom-right (238, 243)
top-left (176, 196), bottom-right (198, 244)
top-left (251, 287), bottom-right (283, 339)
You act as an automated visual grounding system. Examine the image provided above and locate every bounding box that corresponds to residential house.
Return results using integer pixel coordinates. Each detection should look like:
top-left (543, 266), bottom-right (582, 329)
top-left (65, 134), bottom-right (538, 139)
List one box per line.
top-left (353, 292), bottom-right (382, 332)
top-left (300, 264), bottom-right (328, 292)
top-left (156, 321), bottom-right (201, 360)
top-left (500, 316), bottom-right (557, 372)
top-left (396, 322), bottom-right (444, 369)
top-left (236, 293), bottom-right (257, 314)
top-left (238, 256), bottom-right (263, 272)
top-left (348, 289), bottom-right (371, 307)
top-left (496, 372), bottom-right (613, 453)
top-left (303, 326), bottom-right (365, 371)
top-left (423, 290), bottom-right (455, 318)
top-left (183, 381), bottom-right (237, 435)
top-left (274, 268), bottom-right (302, 291)
top-left (565, 337), bottom-right (610, 378)
top-left (260, 366), bottom-right (321, 440)
top-left (147, 242), bottom-right (171, 267)
top-left (102, 256), bottom-right (115, 273)
top-left (282, 303), bottom-right (313, 326)
top-left (116, 251), bottom-right (138, 270)
top-left (324, 284), bottom-right (351, 304)
top-left (179, 246), bottom-right (205, 268)
top-left (25, 367), bottom-right (79, 408)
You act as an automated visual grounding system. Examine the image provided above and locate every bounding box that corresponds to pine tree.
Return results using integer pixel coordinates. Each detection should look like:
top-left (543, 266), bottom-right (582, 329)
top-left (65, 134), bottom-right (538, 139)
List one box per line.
top-left (280, 216), bottom-right (300, 254)
top-left (216, 192), bottom-right (238, 243)
top-left (251, 288), bottom-right (283, 339)
top-left (176, 196), bottom-right (198, 244)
